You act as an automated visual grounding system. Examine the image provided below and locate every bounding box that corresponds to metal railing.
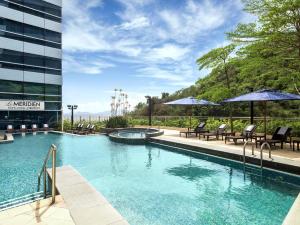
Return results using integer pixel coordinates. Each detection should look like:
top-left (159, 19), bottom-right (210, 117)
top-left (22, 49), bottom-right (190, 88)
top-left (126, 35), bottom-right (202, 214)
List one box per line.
top-left (37, 144), bottom-right (57, 203)
top-left (242, 140), bottom-right (272, 171)
top-left (260, 141), bottom-right (272, 168)
top-left (242, 140), bottom-right (255, 166)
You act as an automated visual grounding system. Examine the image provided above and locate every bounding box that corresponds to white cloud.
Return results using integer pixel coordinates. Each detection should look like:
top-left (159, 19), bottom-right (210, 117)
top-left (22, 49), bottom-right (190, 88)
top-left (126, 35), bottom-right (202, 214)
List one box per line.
top-left (158, 0), bottom-right (228, 43)
top-left (120, 16), bottom-right (150, 30)
top-left (145, 44), bottom-right (190, 61)
top-left (63, 54), bottom-right (115, 75)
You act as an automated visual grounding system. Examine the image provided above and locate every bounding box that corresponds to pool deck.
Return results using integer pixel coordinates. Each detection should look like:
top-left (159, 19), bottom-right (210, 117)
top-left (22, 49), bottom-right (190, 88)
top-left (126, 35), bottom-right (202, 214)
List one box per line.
top-left (283, 193), bottom-right (300, 225)
top-left (48, 166), bottom-right (129, 225)
top-left (150, 129), bottom-right (300, 174)
top-left (0, 195), bottom-right (75, 225)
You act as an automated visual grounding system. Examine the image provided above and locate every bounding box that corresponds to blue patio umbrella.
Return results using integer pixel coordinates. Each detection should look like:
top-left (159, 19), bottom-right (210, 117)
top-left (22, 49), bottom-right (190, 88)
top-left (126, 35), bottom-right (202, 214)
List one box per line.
top-left (223, 89), bottom-right (300, 136)
top-left (164, 97), bottom-right (219, 129)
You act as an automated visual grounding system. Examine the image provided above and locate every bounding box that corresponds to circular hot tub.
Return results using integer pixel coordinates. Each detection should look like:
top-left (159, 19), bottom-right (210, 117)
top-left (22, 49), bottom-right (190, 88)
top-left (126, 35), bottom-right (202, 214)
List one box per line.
top-left (108, 128), bottom-right (164, 144)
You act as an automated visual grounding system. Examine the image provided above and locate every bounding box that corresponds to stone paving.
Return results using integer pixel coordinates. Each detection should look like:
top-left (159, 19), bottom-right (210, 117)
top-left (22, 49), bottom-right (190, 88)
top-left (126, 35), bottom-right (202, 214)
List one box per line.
top-left (154, 129), bottom-right (300, 168)
top-left (48, 166), bottom-right (129, 225)
top-left (0, 196), bottom-right (75, 225)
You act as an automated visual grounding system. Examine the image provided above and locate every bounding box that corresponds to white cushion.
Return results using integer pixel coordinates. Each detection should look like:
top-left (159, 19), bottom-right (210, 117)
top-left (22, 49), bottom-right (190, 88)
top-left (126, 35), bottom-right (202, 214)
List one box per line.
top-left (44, 124), bottom-right (49, 128)
top-left (7, 125), bottom-right (13, 129)
top-left (32, 124), bottom-right (37, 129)
top-left (21, 125), bottom-right (26, 129)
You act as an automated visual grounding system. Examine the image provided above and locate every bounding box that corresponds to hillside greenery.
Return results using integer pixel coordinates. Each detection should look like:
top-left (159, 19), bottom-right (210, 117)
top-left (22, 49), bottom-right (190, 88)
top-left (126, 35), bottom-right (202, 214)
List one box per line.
top-left (131, 0), bottom-right (300, 121)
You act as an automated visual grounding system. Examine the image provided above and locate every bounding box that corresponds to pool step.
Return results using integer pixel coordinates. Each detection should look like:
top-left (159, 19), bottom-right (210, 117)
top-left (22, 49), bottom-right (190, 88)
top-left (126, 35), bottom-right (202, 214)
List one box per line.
top-left (0, 191), bottom-right (45, 211)
top-left (244, 165), bottom-right (263, 177)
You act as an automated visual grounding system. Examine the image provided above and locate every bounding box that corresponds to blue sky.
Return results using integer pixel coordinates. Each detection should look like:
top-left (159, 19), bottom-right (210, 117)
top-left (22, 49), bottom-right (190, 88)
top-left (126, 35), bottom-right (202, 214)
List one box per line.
top-left (62, 0), bottom-right (252, 113)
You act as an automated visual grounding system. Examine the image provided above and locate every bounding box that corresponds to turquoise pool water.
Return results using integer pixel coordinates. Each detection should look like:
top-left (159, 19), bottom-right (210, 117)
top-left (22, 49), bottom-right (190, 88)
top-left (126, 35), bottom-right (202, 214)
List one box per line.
top-left (0, 132), bottom-right (300, 225)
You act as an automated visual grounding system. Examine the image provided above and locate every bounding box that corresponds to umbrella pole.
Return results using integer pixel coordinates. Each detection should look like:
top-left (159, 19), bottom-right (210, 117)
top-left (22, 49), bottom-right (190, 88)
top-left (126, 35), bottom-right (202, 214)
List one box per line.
top-left (264, 101), bottom-right (267, 138)
top-left (189, 106), bottom-right (192, 131)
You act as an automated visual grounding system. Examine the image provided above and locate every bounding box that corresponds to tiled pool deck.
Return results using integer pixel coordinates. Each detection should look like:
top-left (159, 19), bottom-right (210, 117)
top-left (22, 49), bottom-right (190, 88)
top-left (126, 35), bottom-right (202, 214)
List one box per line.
top-left (0, 195), bottom-right (75, 225)
top-left (151, 129), bottom-right (300, 172)
top-left (48, 166), bottom-right (129, 225)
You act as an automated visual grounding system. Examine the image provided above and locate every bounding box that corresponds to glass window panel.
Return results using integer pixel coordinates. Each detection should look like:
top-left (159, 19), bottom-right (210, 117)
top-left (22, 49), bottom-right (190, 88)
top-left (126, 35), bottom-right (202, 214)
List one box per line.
top-left (24, 53), bottom-right (44, 67)
top-left (45, 84), bottom-right (61, 95)
top-left (23, 94), bottom-right (44, 100)
top-left (45, 95), bottom-right (61, 101)
top-left (44, 30), bottom-right (61, 43)
top-left (0, 80), bottom-right (23, 93)
top-left (0, 49), bottom-right (23, 64)
top-left (0, 93), bottom-right (23, 100)
top-left (24, 24), bottom-right (44, 39)
top-left (45, 102), bottom-right (61, 110)
top-left (24, 82), bottom-right (44, 94)
top-left (45, 57), bottom-right (61, 69)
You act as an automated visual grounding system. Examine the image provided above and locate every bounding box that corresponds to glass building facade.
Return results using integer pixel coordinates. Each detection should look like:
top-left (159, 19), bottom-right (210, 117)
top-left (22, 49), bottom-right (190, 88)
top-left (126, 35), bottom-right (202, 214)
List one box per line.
top-left (0, 0), bottom-right (62, 130)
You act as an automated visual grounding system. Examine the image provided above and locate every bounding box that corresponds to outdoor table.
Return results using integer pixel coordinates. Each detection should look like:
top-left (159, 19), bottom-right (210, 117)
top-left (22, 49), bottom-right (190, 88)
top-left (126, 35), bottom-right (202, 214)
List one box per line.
top-left (252, 134), bottom-right (266, 148)
top-left (293, 140), bottom-right (300, 151)
top-left (221, 132), bottom-right (235, 141)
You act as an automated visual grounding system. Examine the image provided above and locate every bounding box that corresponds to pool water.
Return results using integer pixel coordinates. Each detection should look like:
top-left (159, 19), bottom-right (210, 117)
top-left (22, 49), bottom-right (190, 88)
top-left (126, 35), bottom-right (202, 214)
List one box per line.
top-left (0, 132), bottom-right (300, 225)
top-left (118, 131), bottom-right (146, 138)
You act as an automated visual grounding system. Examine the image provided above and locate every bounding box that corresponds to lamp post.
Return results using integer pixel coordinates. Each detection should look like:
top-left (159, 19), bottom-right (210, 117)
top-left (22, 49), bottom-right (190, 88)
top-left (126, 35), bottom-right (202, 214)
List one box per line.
top-left (145, 96), bottom-right (153, 126)
top-left (246, 87), bottom-right (254, 124)
top-left (67, 105), bottom-right (78, 129)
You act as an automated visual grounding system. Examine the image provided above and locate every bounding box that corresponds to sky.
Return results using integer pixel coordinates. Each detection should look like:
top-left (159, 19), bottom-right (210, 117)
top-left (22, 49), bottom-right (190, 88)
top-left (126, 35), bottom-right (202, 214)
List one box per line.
top-left (62, 0), bottom-right (253, 114)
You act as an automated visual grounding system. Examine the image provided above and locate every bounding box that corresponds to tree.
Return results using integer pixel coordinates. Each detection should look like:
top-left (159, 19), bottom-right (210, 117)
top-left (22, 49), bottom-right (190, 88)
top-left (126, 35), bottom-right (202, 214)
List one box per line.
top-left (228, 0), bottom-right (300, 93)
top-left (196, 44), bottom-right (236, 131)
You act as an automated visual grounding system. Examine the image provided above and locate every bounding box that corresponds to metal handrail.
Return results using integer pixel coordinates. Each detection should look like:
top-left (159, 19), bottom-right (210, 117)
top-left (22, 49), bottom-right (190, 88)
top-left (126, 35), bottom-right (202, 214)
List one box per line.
top-left (260, 141), bottom-right (272, 169)
top-left (37, 144), bottom-right (57, 203)
top-left (242, 140), bottom-right (255, 166)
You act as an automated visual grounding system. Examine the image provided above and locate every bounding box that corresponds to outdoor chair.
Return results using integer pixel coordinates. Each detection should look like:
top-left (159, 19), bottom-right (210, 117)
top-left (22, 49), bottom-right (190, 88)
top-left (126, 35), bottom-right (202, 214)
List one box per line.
top-left (225, 124), bottom-right (256, 145)
top-left (41, 124), bottom-right (52, 131)
top-left (202, 124), bottom-right (227, 141)
top-left (89, 124), bottom-right (95, 134)
top-left (76, 124), bottom-right (90, 135)
top-left (19, 125), bottom-right (27, 133)
top-left (72, 123), bottom-right (83, 132)
top-left (180, 122), bottom-right (208, 138)
top-left (31, 124), bottom-right (38, 132)
top-left (6, 125), bottom-right (14, 133)
top-left (256, 127), bottom-right (292, 149)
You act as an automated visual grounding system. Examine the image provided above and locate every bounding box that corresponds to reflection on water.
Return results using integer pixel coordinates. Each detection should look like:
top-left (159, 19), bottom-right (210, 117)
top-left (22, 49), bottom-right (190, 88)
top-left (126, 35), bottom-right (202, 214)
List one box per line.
top-left (110, 143), bottom-right (129, 175)
top-left (166, 164), bottom-right (217, 181)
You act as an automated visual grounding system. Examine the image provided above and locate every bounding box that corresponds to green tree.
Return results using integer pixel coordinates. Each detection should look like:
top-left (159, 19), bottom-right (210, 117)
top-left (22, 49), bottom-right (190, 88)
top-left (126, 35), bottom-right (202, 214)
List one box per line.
top-left (228, 0), bottom-right (300, 93)
top-left (196, 44), bottom-right (236, 131)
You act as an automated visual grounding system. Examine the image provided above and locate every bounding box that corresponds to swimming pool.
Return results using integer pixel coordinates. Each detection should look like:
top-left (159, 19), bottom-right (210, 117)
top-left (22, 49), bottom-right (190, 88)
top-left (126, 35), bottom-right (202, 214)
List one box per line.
top-left (0, 132), bottom-right (299, 225)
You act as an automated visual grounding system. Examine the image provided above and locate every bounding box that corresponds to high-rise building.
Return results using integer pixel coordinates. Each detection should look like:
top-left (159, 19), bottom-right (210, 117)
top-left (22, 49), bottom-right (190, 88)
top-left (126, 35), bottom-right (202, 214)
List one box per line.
top-left (0, 0), bottom-right (62, 130)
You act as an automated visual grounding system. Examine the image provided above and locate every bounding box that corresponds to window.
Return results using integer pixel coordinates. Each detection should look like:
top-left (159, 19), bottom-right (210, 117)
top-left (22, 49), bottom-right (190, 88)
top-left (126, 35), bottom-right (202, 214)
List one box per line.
top-left (45, 102), bottom-right (61, 110)
top-left (0, 18), bottom-right (61, 44)
top-left (1, 1), bottom-right (61, 22)
top-left (0, 31), bottom-right (61, 49)
top-left (45, 84), bottom-right (61, 95)
top-left (24, 82), bottom-right (44, 94)
top-left (0, 80), bottom-right (23, 92)
top-left (0, 49), bottom-right (23, 64)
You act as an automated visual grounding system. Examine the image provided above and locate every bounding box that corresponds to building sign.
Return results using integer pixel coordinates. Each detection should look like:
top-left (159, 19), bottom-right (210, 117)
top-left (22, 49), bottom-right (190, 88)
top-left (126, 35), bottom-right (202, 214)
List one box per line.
top-left (0, 100), bottom-right (45, 111)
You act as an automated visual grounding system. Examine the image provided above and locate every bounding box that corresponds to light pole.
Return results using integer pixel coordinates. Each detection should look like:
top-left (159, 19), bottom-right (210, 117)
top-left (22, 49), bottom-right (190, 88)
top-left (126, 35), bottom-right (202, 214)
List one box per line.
top-left (67, 105), bottom-right (78, 129)
top-left (145, 96), bottom-right (153, 126)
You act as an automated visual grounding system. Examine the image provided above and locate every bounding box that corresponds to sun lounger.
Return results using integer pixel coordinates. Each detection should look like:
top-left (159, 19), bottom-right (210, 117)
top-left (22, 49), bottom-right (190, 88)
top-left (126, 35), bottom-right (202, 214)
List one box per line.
top-left (256, 127), bottom-right (292, 149)
top-left (6, 125), bottom-right (14, 133)
top-left (71, 123), bottom-right (83, 133)
top-left (76, 124), bottom-right (90, 135)
top-left (19, 125), bottom-right (27, 133)
top-left (40, 124), bottom-right (53, 131)
top-left (202, 124), bottom-right (227, 141)
top-left (31, 124), bottom-right (38, 132)
top-left (180, 122), bottom-right (208, 138)
top-left (89, 125), bottom-right (95, 134)
top-left (225, 124), bottom-right (256, 145)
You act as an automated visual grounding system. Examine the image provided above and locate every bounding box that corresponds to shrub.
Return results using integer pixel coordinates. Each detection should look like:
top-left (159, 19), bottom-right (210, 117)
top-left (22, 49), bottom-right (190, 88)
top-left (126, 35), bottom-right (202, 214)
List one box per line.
top-left (105, 116), bottom-right (129, 128)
